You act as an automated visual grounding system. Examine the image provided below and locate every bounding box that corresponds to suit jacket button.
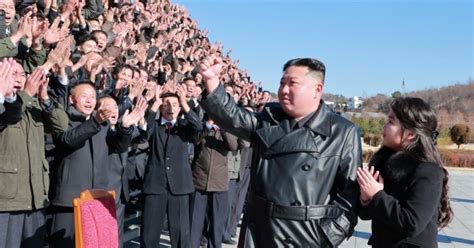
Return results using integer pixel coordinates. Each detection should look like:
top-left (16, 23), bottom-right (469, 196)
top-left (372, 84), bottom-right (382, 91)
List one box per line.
top-left (302, 164), bottom-right (311, 171)
top-left (166, 166), bottom-right (170, 170)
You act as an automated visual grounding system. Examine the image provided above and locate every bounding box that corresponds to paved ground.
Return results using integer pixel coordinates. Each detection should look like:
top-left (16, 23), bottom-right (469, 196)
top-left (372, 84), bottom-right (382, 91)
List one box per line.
top-left (125, 168), bottom-right (474, 247)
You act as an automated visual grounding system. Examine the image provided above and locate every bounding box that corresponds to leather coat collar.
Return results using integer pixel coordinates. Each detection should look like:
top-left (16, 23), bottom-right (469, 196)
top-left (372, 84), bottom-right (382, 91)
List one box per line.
top-left (256, 102), bottom-right (333, 155)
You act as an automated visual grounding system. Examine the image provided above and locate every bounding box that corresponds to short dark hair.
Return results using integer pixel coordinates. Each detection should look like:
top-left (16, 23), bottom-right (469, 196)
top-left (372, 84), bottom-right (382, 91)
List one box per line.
top-left (77, 34), bottom-right (98, 46)
top-left (112, 64), bottom-right (134, 78)
top-left (283, 58), bottom-right (326, 83)
top-left (160, 92), bottom-right (179, 99)
top-left (91, 30), bottom-right (108, 39)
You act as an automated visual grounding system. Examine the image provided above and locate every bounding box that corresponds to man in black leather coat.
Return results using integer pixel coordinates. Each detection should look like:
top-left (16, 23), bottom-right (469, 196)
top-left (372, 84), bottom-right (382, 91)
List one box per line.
top-left (198, 56), bottom-right (362, 247)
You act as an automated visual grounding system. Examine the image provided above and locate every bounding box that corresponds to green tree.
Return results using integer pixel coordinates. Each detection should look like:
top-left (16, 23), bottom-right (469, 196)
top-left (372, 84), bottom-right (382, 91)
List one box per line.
top-left (392, 91), bottom-right (402, 98)
top-left (450, 124), bottom-right (470, 149)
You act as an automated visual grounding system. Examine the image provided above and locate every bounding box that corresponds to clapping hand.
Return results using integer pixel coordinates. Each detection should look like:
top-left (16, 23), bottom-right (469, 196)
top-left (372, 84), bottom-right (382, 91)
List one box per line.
top-left (122, 97), bottom-right (148, 128)
top-left (95, 101), bottom-right (114, 124)
top-left (0, 58), bottom-right (16, 97)
top-left (21, 68), bottom-right (51, 102)
top-left (357, 166), bottom-right (384, 205)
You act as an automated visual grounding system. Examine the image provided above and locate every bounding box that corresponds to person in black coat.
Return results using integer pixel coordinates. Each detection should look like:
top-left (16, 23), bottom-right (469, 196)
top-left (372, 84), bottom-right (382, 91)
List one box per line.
top-left (98, 96), bottom-right (148, 248)
top-left (49, 82), bottom-right (135, 247)
top-left (199, 56), bottom-right (362, 247)
top-left (357, 97), bottom-right (454, 248)
top-left (140, 85), bottom-right (202, 248)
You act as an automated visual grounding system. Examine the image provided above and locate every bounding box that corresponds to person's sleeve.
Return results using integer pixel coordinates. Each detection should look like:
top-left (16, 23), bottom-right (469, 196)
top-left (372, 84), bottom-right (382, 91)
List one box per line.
top-left (82, 0), bottom-right (104, 19)
top-left (145, 110), bottom-right (158, 140)
top-left (183, 108), bottom-right (203, 143)
top-left (18, 41), bottom-right (47, 74)
top-left (361, 163), bottom-right (443, 237)
top-left (108, 124), bottom-right (133, 153)
top-left (319, 125), bottom-right (362, 247)
top-left (221, 131), bottom-right (239, 151)
top-left (42, 99), bottom-right (69, 134)
top-left (48, 75), bottom-right (69, 107)
top-left (0, 38), bottom-right (17, 57)
top-left (53, 117), bottom-right (102, 150)
top-left (200, 84), bottom-right (259, 141)
top-left (0, 95), bottom-right (22, 128)
top-left (118, 96), bottom-right (133, 116)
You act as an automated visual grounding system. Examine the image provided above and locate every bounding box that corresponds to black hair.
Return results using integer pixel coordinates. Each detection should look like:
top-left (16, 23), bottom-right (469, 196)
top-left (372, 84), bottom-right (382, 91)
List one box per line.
top-left (283, 58), bottom-right (326, 83)
top-left (91, 30), bottom-right (108, 39)
top-left (77, 34), bottom-right (98, 46)
top-left (390, 97), bottom-right (453, 228)
top-left (111, 64), bottom-right (134, 78)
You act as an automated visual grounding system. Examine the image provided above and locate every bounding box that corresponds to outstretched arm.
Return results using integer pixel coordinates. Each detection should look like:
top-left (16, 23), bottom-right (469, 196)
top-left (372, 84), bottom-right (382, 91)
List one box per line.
top-left (198, 55), bottom-right (259, 141)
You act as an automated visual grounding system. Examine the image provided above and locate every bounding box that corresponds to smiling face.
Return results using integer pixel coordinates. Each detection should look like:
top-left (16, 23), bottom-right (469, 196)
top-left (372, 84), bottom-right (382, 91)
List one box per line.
top-left (159, 96), bottom-right (181, 122)
top-left (79, 39), bottom-right (98, 54)
top-left (115, 67), bottom-right (133, 89)
top-left (69, 84), bottom-right (97, 117)
top-left (278, 66), bottom-right (323, 120)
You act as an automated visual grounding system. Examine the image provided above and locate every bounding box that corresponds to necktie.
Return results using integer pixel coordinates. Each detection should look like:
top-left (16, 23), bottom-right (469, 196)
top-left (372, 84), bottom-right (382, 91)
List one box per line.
top-left (165, 122), bottom-right (173, 133)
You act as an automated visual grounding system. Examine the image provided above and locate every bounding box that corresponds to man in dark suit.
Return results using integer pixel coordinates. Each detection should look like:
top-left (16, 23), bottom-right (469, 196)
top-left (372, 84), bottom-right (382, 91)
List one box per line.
top-left (98, 96), bottom-right (148, 248)
top-left (140, 85), bottom-right (202, 248)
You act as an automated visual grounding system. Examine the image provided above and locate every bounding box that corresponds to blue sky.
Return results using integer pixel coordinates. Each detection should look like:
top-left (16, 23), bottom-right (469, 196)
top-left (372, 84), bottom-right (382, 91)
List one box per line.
top-left (173, 0), bottom-right (473, 97)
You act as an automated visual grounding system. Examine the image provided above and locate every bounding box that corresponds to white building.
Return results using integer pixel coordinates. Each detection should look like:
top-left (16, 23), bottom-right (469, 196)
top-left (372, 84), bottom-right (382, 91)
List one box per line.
top-left (347, 96), bottom-right (363, 110)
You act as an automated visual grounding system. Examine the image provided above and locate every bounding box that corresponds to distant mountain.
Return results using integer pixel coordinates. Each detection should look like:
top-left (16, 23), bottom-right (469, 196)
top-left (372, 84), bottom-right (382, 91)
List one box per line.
top-left (407, 81), bottom-right (474, 131)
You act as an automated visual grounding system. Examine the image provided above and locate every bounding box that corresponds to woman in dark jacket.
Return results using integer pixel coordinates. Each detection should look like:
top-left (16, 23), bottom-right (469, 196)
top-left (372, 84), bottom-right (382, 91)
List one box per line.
top-left (357, 97), bottom-right (454, 247)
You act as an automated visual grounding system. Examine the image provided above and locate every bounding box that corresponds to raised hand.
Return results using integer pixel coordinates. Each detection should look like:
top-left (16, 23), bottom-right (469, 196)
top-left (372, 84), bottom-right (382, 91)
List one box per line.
top-left (23, 68), bottom-right (48, 98)
top-left (45, 17), bottom-right (69, 45)
top-left (43, 37), bottom-right (72, 71)
top-left (357, 166), bottom-right (384, 205)
top-left (176, 83), bottom-right (190, 113)
top-left (151, 84), bottom-right (163, 112)
top-left (121, 97), bottom-right (148, 128)
top-left (0, 58), bottom-right (16, 97)
top-left (199, 54), bottom-right (223, 92)
top-left (144, 81), bottom-right (157, 102)
top-left (95, 101), bottom-right (113, 124)
top-left (38, 76), bottom-right (50, 102)
top-left (128, 78), bottom-right (147, 100)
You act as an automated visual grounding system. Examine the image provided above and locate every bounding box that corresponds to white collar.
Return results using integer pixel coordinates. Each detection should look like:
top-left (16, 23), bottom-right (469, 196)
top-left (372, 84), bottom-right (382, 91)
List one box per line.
top-left (160, 117), bottom-right (176, 126)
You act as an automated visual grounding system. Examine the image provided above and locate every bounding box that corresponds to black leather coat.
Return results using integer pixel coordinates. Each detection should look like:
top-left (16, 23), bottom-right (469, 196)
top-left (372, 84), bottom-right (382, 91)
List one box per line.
top-left (201, 85), bottom-right (362, 247)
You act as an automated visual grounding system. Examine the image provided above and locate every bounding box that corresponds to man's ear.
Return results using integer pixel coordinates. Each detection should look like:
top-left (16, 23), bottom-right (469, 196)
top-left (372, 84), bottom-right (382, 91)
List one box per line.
top-left (69, 95), bottom-right (75, 105)
top-left (314, 82), bottom-right (323, 99)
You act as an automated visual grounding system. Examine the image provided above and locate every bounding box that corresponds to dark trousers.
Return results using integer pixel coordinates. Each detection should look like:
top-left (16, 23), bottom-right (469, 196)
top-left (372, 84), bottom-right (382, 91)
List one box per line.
top-left (141, 192), bottom-right (190, 248)
top-left (116, 200), bottom-right (126, 248)
top-left (222, 179), bottom-right (237, 241)
top-left (48, 206), bottom-right (74, 248)
top-left (190, 190), bottom-right (228, 248)
top-left (0, 209), bottom-right (46, 248)
top-left (229, 167), bottom-right (251, 236)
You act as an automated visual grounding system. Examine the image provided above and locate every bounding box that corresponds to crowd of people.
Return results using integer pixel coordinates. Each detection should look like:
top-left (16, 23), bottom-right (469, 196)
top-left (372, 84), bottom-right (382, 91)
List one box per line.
top-left (0, 0), bottom-right (454, 247)
top-left (0, 0), bottom-right (271, 247)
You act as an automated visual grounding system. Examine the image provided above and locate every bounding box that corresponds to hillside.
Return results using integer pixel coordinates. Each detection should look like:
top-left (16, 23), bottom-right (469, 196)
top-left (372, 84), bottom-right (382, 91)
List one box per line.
top-left (355, 81), bottom-right (474, 131)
